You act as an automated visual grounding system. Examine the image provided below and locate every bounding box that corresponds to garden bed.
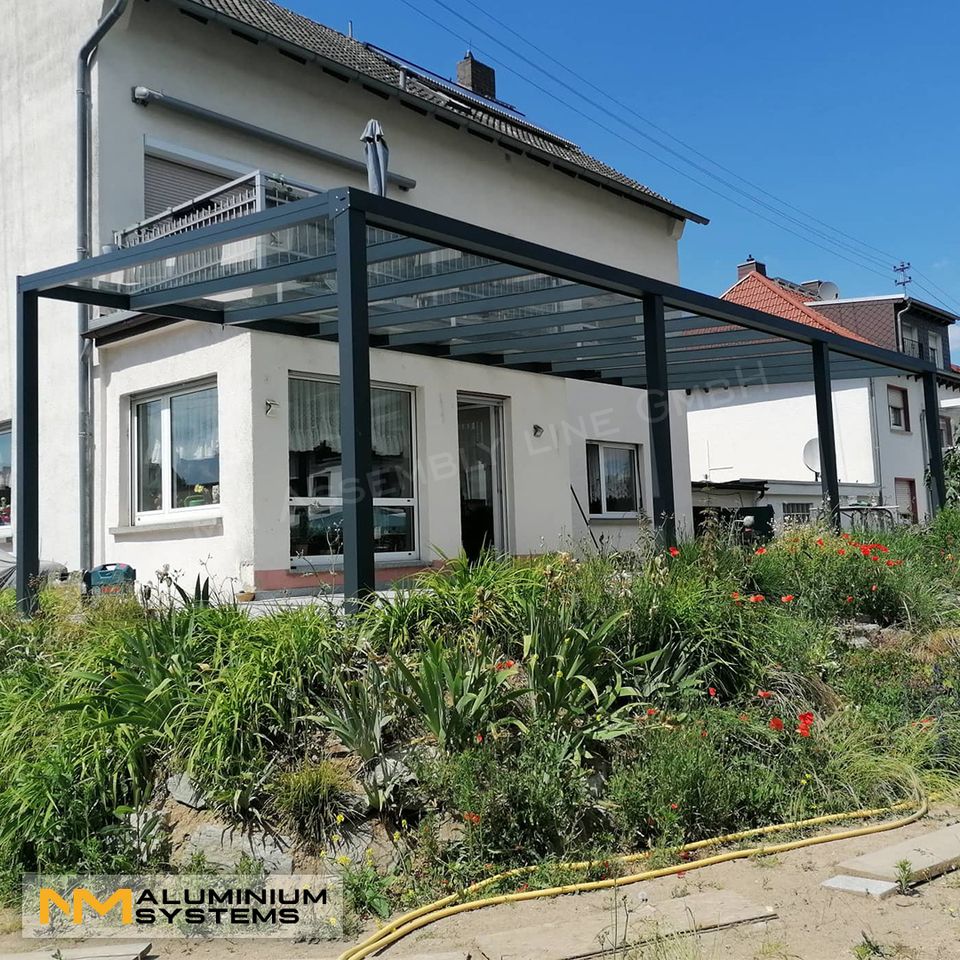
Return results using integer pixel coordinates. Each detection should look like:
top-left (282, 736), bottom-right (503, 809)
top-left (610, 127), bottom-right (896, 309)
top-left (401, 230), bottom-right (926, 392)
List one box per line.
top-left (2, 514), bottom-right (960, 931)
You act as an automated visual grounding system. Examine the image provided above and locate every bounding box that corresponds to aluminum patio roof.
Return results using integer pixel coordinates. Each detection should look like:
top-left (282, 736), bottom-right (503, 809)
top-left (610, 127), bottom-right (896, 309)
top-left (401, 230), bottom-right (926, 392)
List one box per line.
top-left (20, 186), bottom-right (960, 392)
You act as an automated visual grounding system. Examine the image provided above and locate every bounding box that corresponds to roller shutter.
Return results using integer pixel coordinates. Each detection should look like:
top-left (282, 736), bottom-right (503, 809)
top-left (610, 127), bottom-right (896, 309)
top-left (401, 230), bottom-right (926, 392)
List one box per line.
top-left (144, 155), bottom-right (231, 217)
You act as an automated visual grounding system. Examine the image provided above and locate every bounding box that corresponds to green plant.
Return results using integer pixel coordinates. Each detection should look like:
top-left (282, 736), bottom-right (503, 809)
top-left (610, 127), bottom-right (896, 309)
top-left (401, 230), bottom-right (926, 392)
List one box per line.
top-left (894, 858), bottom-right (912, 896)
top-left (341, 855), bottom-right (394, 921)
top-left (388, 636), bottom-right (524, 752)
top-left (520, 602), bottom-right (644, 761)
top-left (852, 931), bottom-right (893, 958)
top-left (273, 760), bottom-right (360, 843)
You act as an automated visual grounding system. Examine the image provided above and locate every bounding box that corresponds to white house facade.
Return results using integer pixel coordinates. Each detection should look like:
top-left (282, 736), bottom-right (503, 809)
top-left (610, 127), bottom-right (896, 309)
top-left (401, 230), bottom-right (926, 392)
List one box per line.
top-left (2, 0), bottom-right (704, 592)
top-left (686, 260), bottom-right (956, 529)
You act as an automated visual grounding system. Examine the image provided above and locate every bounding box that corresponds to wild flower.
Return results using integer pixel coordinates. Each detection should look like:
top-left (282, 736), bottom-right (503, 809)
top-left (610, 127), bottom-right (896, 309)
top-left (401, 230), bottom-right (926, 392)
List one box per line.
top-left (780, 595), bottom-right (795, 603)
top-left (755, 547), bottom-right (767, 555)
top-left (708, 687), bottom-right (717, 698)
top-left (757, 690), bottom-right (772, 699)
top-left (668, 546), bottom-right (680, 558)
top-left (769, 717), bottom-right (784, 732)
top-left (748, 594), bottom-right (764, 603)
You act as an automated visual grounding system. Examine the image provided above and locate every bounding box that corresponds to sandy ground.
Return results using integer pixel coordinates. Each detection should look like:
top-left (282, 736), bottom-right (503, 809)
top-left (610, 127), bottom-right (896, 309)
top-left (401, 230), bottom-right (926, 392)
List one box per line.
top-left (4, 806), bottom-right (959, 960)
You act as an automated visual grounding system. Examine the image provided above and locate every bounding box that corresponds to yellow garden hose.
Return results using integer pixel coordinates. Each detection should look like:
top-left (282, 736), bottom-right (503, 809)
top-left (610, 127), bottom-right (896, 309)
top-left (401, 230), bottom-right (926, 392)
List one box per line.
top-left (338, 796), bottom-right (929, 960)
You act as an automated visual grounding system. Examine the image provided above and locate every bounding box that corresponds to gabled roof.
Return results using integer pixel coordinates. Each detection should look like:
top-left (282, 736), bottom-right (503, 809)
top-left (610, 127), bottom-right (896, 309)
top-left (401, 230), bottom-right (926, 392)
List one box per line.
top-left (175, 0), bottom-right (708, 224)
top-left (722, 271), bottom-right (875, 344)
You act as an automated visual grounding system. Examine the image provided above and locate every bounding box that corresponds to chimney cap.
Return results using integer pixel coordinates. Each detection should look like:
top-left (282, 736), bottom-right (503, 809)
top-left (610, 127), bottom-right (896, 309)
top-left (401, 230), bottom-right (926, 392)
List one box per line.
top-left (737, 255), bottom-right (767, 279)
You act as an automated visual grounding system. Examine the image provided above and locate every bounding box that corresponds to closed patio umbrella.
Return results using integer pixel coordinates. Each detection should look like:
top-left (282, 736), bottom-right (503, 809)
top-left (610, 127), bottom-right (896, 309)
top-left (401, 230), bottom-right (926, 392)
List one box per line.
top-left (361, 119), bottom-right (389, 196)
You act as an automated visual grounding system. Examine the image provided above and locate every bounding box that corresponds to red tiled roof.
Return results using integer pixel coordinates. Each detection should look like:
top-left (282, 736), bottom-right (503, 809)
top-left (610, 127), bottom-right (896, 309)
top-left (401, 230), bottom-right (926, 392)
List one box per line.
top-left (722, 272), bottom-right (875, 344)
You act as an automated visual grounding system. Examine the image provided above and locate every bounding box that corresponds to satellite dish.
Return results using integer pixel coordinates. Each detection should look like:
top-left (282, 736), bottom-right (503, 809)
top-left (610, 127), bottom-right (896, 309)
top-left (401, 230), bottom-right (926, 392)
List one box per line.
top-left (802, 438), bottom-right (821, 476)
top-left (817, 281), bottom-right (840, 301)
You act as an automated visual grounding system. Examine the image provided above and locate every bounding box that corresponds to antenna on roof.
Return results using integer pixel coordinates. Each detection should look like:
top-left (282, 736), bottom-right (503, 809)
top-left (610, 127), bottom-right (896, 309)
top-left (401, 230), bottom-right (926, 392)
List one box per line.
top-left (894, 261), bottom-right (912, 290)
top-left (348, 20), bottom-right (354, 38)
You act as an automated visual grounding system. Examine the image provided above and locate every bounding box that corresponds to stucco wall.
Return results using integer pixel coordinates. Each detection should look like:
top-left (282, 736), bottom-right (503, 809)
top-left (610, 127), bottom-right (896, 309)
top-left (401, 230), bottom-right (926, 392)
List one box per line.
top-left (686, 376), bottom-right (933, 519)
top-left (0, 0), bottom-right (104, 558)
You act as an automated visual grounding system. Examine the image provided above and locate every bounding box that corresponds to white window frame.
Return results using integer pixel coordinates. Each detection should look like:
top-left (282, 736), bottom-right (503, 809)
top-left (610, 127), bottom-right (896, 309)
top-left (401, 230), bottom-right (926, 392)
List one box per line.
top-left (288, 375), bottom-right (419, 566)
top-left (130, 380), bottom-right (221, 525)
top-left (887, 385), bottom-right (910, 432)
top-left (586, 440), bottom-right (642, 519)
top-left (782, 502), bottom-right (812, 524)
top-left (0, 423), bottom-right (10, 537)
top-left (928, 332), bottom-right (942, 368)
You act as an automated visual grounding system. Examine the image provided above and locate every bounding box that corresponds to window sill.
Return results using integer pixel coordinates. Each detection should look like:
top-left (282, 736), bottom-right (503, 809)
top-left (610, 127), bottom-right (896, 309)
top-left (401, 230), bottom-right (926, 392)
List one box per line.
top-left (109, 516), bottom-right (223, 538)
top-left (289, 556), bottom-right (420, 571)
top-left (588, 514), bottom-right (642, 523)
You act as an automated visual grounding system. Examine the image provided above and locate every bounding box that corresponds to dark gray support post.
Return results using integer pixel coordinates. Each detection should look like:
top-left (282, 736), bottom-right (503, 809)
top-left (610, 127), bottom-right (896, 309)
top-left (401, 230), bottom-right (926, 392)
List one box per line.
top-left (923, 370), bottom-right (946, 513)
top-left (812, 341), bottom-right (841, 531)
top-left (642, 293), bottom-right (676, 545)
top-left (334, 203), bottom-right (375, 606)
top-left (16, 284), bottom-right (40, 612)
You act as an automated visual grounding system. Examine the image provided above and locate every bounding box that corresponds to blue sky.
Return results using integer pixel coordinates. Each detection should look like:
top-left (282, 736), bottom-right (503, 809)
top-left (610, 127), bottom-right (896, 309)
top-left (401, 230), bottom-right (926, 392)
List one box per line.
top-left (294, 0), bottom-right (959, 337)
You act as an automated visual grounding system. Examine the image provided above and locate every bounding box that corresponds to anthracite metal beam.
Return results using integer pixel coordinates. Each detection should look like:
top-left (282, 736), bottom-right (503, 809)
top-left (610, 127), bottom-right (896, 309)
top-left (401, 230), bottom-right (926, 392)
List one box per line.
top-left (334, 199), bottom-right (376, 607)
top-left (15, 285), bottom-right (40, 612)
top-left (812, 342), bottom-right (841, 530)
top-left (923, 370), bottom-right (946, 513)
top-left (643, 292), bottom-right (676, 546)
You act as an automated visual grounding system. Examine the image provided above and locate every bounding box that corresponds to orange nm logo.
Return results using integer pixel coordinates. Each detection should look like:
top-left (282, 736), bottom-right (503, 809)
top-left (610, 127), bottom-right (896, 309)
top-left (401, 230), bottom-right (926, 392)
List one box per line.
top-left (38, 888), bottom-right (133, 925)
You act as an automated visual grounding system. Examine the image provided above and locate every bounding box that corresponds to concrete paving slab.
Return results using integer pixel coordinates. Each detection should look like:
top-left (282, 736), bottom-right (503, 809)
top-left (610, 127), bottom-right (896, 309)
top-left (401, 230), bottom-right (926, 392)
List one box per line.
top-left (1, 942), bottom-right (152, 960)
top-left (821, 874), bottom-right (898, 899)
top-left (836, 823), bottom-right (960, 883)
top-left (466, 889), bottom-right (774, 960)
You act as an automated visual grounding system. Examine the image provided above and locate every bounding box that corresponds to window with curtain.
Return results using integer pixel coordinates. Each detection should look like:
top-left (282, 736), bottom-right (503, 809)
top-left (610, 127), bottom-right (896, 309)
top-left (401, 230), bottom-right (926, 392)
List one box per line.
top-left (288, 377), bottom-right (416, 560)
top-left (0, 426), bottom-right (10, 529)
top-left (586, 441), bottom-right (640, 517)
top-left (133, 384), bottom-right (219, 520)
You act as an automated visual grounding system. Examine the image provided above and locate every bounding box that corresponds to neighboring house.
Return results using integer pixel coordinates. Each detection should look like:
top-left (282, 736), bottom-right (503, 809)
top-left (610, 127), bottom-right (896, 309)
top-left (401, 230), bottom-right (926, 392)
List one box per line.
top-left (687, 257), bottom-right (957, 527)
top-left (1, 0), bottom-right (707, 591)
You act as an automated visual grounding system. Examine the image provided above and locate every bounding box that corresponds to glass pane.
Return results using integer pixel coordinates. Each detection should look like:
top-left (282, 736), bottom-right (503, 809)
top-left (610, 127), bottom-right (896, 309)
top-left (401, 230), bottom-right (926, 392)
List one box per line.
top-left (0, 430), bottom-right (10, 526)
top-left (586, 443), bottom-right (602, 515)
top-left (604, 447), bottom-right (637, 513)
top-left (136, 400), bottom-right (162, 512)
top-left (288, 379), bottom-right (414, 501)
top-left (170, 387), bottom-right (219, 509)
top-left (289, 505), bottom-right (414, 557)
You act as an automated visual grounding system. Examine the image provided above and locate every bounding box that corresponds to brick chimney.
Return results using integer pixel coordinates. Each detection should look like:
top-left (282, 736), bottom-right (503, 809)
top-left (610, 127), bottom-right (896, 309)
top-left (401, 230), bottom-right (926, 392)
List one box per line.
top-left (457, 51), bottom-right (496, 100)
top-left (737, 255), bottom-right (766, 280)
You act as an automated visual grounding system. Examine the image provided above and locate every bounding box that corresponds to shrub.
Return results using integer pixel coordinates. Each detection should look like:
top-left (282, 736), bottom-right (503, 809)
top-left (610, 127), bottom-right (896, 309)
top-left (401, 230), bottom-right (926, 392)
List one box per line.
top-left (416, 729), bottom-right (595, 870)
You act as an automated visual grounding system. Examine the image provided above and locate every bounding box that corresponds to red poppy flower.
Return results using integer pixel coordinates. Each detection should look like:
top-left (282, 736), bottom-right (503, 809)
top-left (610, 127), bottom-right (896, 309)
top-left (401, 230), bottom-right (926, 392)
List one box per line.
top-left (845, 595), bottom-right (854, 603)
top-left (463, 811), bottom-right (481, 825)
top-left (842, 533), bottom-right (852, 540)
top-left (708, 687), bottom-right (717, 698)
top-left (475, 732), bottom-right (484, 743)
top-left (780, 594), bottom-right (795, 603)
top-left (738, 713), bottom-right (750, 722)
top-left (816, 538), bottom-right (825, 547)
top-left (757, 689), bottom-right (772, 699)
top-left (837, 548), bottom-right (846, 556)
top-left (871, 583), bottom-right (878, 592)
top-left (798, 712), bottom-right (815, 726)
top-left (700, 729), bottom-right (708, 738)
top-left (796, 724), bottom-right (811, 737)
top-left (668, 546), bottom-right (680, 558)
top-left (670, 802), bottom-right (679, 810)
top-left (731, 591), bottom-right (740, 600)
top-left (748, 594), bottom-right (765, 603)
top-left (886, 559), bottom-right (902, 567)
top-left (755, 547), bottom-right (767, 555)
top-left (769, 717), bottom-right (784, 732)
top-left (861, 546), bottom-right (872, 557)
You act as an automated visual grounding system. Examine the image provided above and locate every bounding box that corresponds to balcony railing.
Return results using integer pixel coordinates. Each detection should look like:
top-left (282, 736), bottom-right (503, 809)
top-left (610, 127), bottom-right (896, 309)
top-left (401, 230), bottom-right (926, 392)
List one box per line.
top-left (115, 171), bottom-right (318, 248)
top-left (901, 337), bottom-right (925, 360)
top-left (110, 171), bottom-right (330, 298)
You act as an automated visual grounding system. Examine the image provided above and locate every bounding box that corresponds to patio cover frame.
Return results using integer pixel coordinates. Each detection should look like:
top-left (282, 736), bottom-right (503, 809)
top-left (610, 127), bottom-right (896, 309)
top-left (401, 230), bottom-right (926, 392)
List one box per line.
top-left (14, 186), bottom-right (958, 610)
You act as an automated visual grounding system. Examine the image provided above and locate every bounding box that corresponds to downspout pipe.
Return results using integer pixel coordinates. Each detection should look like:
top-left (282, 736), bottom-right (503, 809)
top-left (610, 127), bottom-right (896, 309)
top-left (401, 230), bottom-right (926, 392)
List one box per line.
top-left (77, 0), bottom-right (130, 572)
